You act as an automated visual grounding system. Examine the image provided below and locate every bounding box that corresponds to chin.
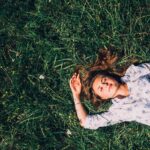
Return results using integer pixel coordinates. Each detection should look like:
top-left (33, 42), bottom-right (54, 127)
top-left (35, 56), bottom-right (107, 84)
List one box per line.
top-left (110, 91), bottom-right (117, 98)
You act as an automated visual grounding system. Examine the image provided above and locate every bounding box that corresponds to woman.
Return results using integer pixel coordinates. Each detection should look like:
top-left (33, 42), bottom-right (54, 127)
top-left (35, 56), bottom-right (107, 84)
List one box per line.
top-left (69, 48), bottom-right (150, 129)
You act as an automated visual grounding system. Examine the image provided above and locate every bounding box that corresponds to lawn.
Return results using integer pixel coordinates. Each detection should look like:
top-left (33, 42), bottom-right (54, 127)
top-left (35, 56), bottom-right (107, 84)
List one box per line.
top-left (0, 0), bottom-right (150, 149)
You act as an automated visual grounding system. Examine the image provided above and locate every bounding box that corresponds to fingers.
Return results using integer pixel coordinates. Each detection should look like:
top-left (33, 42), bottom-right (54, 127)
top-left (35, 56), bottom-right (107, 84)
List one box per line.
top-left (69, 78), bottom-right (74, 91)
top-left (72, 73), bottom-right (77, 78)
top-left (69, 73), bottom-right (82, 95)
top-left (77, 74), bottom-right (81, 83)
top-left (70, 73), bottom-right (80, 85)
top-left (71, 73), bottom-right (76, 80)
top-left (69, 73), bottom-right (76, 86)
top-left (70, 73), bottom-right (77, 81)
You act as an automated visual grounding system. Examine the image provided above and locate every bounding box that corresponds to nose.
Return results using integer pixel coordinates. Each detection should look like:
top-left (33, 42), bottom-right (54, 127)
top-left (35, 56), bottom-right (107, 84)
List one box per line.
top-left (101, 82), bottom-right (109, 90)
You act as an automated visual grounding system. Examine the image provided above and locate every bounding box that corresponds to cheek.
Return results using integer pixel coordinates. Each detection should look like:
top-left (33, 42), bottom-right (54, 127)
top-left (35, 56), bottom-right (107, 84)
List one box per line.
top-left (102, 87), bottom-right (115, 99)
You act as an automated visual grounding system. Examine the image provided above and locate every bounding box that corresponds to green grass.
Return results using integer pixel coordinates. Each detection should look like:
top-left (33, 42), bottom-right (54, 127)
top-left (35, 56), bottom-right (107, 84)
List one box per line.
top-left (0, 0), bottom-right (150, 149)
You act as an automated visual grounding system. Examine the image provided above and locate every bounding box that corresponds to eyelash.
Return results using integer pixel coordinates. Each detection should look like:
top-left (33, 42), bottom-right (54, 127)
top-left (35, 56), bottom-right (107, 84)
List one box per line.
top-left (101, 77), bottom-right (106, 83)
top-left (100, 77), bottom-right (106, 91)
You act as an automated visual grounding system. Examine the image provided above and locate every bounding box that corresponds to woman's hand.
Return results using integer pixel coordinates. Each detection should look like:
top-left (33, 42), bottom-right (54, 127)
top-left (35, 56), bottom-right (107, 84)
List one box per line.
top-left (69, 73), bottom-right (82, 97)
top-left (69, 73), bottom-right (87, 128)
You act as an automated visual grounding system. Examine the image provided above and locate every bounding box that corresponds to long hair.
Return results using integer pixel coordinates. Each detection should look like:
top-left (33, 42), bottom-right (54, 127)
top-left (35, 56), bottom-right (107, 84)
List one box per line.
top-left (74, 47), bottom-right (137, 108)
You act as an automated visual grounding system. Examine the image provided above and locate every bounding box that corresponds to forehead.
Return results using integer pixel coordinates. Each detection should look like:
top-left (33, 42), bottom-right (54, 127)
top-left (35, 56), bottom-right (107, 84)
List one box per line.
top-left (92, 75), bottom-right (103, 88)
top-left (91, 75), bottom-right (103, 96)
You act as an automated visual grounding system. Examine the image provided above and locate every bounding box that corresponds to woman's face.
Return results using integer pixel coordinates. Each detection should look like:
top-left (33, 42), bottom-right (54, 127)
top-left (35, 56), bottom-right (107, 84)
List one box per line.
top-left (92, 75), bottom-right (120, 100)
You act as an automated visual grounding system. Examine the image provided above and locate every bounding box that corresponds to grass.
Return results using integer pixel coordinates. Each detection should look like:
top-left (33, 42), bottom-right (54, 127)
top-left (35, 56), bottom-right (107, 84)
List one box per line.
top-left (0, 0), bottom-right (150, 149)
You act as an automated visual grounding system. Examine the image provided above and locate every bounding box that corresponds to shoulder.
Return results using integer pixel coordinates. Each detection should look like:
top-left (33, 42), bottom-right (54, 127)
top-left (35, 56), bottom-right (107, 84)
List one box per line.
top-left (122, 63), bottom-right (150, 82)
top-left (125, 63), bottom-right (150, 74)
top-left (125, 64), bottom-right (140, 75)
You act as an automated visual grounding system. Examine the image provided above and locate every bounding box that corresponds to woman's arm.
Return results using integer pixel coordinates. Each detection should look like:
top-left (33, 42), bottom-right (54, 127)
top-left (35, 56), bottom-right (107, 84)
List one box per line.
top-left (72, 94), bottom-right (87, 127)
top-left (69, 73), bottom-right (134, 129)
top-left (83, 107), bottom-right (135, 130)
top-left (69, 73), bottom-right (87, 127)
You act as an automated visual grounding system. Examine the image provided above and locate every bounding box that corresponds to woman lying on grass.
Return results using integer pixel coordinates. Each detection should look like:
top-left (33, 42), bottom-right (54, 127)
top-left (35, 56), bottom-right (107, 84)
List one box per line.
top-left (69, 48), bottom-right (150, 129)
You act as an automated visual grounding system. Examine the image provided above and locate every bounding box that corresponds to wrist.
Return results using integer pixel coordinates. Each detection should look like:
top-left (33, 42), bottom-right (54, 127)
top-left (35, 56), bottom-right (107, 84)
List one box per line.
top-left (73, 93), bottom-right (80, 99)
top-left (74, 102), bottom-right (82, 105)
top-left (73, 94), bottom-right (81, 103)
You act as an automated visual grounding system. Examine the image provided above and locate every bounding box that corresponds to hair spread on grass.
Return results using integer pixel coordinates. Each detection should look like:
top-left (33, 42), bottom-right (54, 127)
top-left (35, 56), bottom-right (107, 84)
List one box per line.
top-left (74, 47), bottom-right (137, 108)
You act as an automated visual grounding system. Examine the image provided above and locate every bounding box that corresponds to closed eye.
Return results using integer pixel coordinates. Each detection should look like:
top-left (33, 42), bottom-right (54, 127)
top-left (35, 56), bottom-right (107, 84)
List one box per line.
top-left (101, 77), bottom-right (106, 83)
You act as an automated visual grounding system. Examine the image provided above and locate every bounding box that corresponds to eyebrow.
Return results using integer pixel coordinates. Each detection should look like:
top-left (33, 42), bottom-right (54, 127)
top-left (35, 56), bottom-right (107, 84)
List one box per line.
top-left (101, 76), bottom-right (106, 83)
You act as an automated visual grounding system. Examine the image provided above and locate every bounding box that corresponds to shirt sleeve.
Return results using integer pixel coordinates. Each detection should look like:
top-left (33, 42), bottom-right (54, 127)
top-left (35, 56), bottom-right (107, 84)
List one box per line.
top-left (84, 107), bottom-right (133, 129)
top-left (123, 63), bottom-right (150, 82)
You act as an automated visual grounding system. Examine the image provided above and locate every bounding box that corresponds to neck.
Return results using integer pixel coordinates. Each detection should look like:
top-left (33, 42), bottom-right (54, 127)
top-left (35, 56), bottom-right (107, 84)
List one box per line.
top-left (114, 83), bottom-right (129, 98)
